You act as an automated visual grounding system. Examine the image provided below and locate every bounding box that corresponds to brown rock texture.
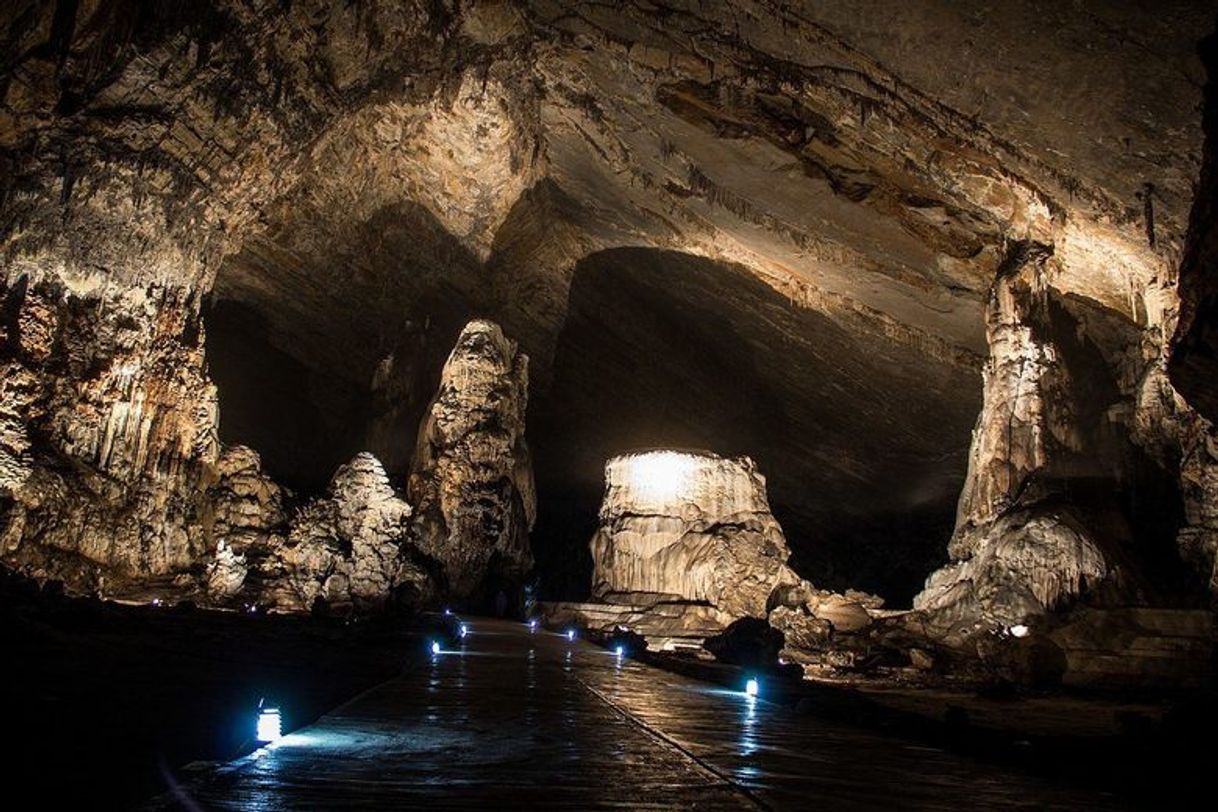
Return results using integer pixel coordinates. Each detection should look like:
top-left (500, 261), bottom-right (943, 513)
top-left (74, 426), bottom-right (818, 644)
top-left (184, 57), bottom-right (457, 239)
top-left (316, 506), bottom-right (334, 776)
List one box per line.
top-left (263, 452), bottom-right (422, 612)
top-left (1, 272), bottom-right (219, 591)
top-left (950, 246), bottom-right (1079, 547)
top-left (0, 0), bottom-right (1214, 638)
top-left (916, 507), bottom-right (1111, 642)
top-left (914, 238), bottom-right (1218, 639)
top-left (590, 451), bottom-right (799, 620)
top-left (202, 444), bottom-right (286, 598)
top-left (913, 251), bottom-right (1122, 638)
top-left (408, 320), bottom-right (535, 603)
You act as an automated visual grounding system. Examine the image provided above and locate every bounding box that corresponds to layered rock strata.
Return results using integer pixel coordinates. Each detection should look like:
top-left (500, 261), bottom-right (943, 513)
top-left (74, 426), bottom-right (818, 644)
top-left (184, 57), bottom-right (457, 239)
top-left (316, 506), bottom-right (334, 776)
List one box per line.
top-left (409, 320), bottom-right (536, 603)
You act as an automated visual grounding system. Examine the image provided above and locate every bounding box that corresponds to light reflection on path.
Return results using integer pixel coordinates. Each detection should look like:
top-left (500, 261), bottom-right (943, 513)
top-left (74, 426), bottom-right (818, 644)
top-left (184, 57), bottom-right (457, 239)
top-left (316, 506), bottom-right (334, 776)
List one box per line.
top-left (145, 618), bottom-right (1123, 811)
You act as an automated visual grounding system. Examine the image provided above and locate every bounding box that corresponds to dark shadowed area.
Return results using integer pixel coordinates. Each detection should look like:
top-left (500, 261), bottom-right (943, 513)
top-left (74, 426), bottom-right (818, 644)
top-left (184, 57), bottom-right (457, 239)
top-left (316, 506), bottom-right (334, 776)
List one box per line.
top-left (530, 249), bottom-right (981, 604)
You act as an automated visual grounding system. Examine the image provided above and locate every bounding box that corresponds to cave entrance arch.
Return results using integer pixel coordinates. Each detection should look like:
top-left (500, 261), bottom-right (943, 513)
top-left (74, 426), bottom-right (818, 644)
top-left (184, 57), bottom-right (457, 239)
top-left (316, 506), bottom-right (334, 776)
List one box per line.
top-left (528, 248), bottom-right (983, 605)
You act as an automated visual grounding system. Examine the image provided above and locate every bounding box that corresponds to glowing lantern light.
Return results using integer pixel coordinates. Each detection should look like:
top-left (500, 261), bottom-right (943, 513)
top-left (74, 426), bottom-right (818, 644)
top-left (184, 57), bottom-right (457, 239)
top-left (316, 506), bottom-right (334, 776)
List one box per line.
top-left (1009, 624), bottom-right (1030, 638)
top-left (460, 623), bottom-right (469, 638)
top-left (615, 645), bottom-right (625, 657)
top-left (444, 608), bottom-right (453, 616)
top-left (744, 678), bottom-right (759, 698)
top-left (256, 705), bottom-right (282, 743)
top-left (528, 619), bottom-right (538, 632)
top-left (430, 640), bottom-right (441, 655)
top-left (566, 629), bottom-right (576, 641)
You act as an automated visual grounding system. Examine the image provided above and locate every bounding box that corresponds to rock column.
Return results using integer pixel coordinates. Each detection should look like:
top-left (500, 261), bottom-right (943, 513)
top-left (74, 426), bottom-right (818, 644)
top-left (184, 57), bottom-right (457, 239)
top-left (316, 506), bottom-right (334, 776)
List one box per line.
top-left (408, 320), bottom-right (535, 604)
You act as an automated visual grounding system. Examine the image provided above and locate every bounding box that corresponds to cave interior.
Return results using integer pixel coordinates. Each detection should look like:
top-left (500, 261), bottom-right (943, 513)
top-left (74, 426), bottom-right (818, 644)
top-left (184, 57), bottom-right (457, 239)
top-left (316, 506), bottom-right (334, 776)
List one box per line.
top-left (3, 1), bottom-right (1218, 807)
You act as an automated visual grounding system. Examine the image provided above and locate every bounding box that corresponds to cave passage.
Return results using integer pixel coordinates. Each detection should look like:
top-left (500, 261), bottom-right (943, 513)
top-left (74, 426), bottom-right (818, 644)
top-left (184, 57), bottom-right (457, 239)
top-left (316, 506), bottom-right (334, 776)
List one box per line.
top-left (149, 618), bottom-right (1119, 809)
top-left (207, 240), bottom-right (982, 605)
top-left (205, 201), bottom-right (486, 494)
top-left (529, 248), bottom-right (983, 605)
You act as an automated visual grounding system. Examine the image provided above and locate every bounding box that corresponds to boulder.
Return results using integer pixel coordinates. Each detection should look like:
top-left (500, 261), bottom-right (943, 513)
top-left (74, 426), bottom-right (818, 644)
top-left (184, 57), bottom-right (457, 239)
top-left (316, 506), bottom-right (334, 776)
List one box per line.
top-left (768, 605), bottom-right (832, 651)
top-left (704, 617), bottom-right (784, 667)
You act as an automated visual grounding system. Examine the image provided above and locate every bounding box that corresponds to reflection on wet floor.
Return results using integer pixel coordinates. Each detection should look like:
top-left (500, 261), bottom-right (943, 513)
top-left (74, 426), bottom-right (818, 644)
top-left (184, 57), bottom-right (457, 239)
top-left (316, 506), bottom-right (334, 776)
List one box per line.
top-left (147, 618), bottom-right (1123, 810)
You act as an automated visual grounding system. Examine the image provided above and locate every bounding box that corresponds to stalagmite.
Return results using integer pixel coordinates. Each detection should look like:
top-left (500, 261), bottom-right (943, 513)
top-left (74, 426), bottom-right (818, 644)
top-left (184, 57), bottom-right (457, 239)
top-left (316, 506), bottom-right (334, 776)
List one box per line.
top-left (914, 251), bottom-right (1121, 640)
top-left (264, 452), bottom-right (424, 611)
top-left (408, 320), bottom-right (535, 603)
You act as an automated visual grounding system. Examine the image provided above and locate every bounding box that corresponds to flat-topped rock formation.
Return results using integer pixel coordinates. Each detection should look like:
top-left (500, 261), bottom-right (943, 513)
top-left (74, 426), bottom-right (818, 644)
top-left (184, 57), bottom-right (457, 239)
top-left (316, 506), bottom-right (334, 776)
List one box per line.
top-left (591, 450), bottom-right (799, 620)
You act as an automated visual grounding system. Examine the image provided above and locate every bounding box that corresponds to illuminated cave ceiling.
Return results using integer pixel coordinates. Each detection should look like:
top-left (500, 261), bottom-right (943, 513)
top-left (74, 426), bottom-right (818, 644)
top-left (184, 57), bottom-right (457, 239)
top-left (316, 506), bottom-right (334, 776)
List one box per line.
top-left (1, 1), bottom-right (1214, 602)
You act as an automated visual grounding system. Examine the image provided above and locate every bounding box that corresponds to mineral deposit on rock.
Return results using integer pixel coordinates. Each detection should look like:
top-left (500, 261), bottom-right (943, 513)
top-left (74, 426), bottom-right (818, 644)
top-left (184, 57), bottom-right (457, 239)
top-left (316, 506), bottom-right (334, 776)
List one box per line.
top-left (590, 451), bottom-right (799, 620)
top-left (409, 320), bottom-right (535, 603)
top-left (262, 452), bottom-right (421, 611)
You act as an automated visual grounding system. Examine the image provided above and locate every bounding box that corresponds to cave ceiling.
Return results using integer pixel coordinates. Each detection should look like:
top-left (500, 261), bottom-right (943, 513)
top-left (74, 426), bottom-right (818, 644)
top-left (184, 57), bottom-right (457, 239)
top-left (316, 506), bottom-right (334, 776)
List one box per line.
top-left (1, 1), bottom-right (1213, 593)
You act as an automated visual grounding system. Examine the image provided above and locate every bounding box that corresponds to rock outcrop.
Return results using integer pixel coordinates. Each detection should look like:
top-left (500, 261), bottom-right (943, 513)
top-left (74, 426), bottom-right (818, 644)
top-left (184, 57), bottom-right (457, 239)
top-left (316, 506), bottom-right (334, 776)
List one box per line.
top-left (1133, 362), bottom-right (1218, 599)
top-left (591, 451), bottom-right (799, 620)
top-left (203, 445), bottom-right (286, 598)
top-left (409, 320), bottom-right (535, 603)
top-left (262, 452), bottom-right (423, 611)
top-left (913, 253), bottom-right (1117, 638)
top-left (1, 274), bottom-right (219, 591)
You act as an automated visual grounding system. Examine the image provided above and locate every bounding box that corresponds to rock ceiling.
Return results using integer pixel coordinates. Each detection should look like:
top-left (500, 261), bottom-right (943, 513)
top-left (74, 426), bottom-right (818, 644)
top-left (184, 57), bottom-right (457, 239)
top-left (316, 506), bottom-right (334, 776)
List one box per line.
top-left (1, 1), bottom-right (1215, 603)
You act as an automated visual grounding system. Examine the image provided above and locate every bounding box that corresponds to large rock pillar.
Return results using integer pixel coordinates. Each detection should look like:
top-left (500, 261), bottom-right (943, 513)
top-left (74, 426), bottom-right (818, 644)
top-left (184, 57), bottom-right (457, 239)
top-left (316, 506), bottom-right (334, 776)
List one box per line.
top-left (408, 320), bottom-right (535, 604)
top-left (914, 247), bottom-right (1115, 638)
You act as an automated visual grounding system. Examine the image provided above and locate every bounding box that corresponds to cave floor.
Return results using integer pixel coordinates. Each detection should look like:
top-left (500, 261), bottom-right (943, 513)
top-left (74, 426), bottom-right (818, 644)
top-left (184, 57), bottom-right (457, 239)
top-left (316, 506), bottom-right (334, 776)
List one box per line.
top-left (147, 618), bottom-right (1124, 810)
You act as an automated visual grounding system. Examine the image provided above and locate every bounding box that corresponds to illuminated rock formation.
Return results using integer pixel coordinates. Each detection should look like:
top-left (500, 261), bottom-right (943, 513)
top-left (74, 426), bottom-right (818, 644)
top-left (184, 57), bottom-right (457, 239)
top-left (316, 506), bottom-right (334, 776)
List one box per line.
top-left (264, 452), bottom-right (423, 611)
top-left (409, 321), bottom-right (535, 602)
top-left (203, 445), bottom-right (286, 598)
top-left (912, 252), bottom-right (1121, 638)
top-left (909, 243), bottom-right (1218, 641)
top-left (949, 246), bottom-right (1079, 544)
top-left (590, 451), bottom-right (799, 620)
top-left (0, 0), bottom-right (1214, 655)
top-left (1, 274), bottom-right (219, 591)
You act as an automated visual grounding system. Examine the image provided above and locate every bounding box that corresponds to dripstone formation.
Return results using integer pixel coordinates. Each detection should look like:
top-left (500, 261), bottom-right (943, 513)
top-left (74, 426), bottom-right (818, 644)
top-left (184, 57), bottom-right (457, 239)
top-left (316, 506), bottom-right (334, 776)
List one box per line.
top-left (590, 451), bottom-right (799, 619)
top-left (913, 252), bottom-right (1120, 640)
top-left (0, 1), bottom-right (1215, 683)
top-left (201, 445), bottom-right (426, 613)
top-left (265, 452), bottom-right (423, 612)
top-left (915, 245), bottom-right (1218, 644)
top-left (564, 451), bottom-right (886, 655)
top-left (409, 320), bottom-right (536, 605)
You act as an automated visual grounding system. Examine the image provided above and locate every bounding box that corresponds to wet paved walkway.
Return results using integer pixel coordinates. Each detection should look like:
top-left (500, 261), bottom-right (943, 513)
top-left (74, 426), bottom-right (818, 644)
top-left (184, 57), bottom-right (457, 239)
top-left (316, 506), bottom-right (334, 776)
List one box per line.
top-left (150, 618), bottom-right (1123, 810)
